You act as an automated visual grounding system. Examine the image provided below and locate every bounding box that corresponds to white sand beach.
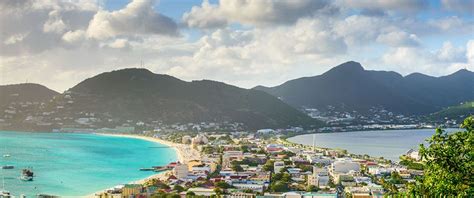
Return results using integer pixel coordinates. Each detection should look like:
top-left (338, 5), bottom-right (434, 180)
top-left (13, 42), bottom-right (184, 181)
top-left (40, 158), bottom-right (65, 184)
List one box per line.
top-left (84, 133), bottom-right (201, 197)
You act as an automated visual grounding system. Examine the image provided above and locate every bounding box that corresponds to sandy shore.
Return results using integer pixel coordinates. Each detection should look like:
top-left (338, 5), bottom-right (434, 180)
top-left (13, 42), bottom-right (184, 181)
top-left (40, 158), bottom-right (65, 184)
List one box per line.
top-left (83, 133), bottom-right (200, 197)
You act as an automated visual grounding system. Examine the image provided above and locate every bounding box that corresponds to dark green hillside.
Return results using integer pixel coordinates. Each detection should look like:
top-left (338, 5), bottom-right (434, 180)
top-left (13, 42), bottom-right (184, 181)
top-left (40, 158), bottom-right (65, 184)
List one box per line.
top-left (255, 61), bottom-right (474, 115)
top-left (0, 83), bottom-right (58, 106)
top-left (59, 68), bottom-right (321, 129)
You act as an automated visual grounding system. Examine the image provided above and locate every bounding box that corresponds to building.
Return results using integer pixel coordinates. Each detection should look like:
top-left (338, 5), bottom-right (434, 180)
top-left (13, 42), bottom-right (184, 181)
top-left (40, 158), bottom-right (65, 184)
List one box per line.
top-left (121, 184), bottom-right (142, 197)
top-left (405, 149), bottom-right (420, 161)
top-left (173, 163), bottom-right (189, 179)
top-left (192, 134), bottom-right (209, 145)
top-left (331, 159), bottom-right (360, 174)
top-left (182, 135), bottom-right (192, 144)
top-left (223, 150), bottom-right (244, 168)
top-left (274, 161), bottom-right (285, 173)
top-left (307, 167), bottom-right (329, 188)
top-left (184, 188), bottom-right (216, 196)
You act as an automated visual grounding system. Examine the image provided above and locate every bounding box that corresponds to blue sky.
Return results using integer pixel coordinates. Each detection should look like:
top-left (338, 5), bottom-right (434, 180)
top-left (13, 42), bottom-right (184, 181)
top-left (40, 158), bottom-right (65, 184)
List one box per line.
top-left (0, 0), bottom-right (473, 91)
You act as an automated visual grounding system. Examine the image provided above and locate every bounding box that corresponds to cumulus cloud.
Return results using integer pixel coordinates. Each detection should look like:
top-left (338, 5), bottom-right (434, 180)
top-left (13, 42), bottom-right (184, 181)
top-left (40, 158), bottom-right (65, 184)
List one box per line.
top-left (0, 0), bottom-right (97, 55)
top-left (87, 0), bottom-right (178, 40)
top-left (376, 31), bottom-right (420, 47)
top-left (467, 40), bottom-right (474, 64)
top-left (441, 0), bottom-right (474, 13)
top-left (436, 41), bottom-right (466, 62)
top-left (183, 0), bottom-right (337, 28)
top-left (343, 0), bottom-right (428, 13)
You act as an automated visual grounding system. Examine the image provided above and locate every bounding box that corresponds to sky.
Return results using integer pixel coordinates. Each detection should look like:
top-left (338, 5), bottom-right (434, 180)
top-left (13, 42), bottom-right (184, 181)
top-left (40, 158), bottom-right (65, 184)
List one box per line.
top-left (0, 0), bottom-right (473, 92)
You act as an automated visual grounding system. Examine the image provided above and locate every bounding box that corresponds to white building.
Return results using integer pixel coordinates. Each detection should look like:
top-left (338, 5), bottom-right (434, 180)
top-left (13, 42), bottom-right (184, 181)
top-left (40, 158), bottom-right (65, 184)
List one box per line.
top-left (331, 159), bottom-right (360, 174)
top-left (173, 163), bottom-right (189, 179)
top-left (182, 135), bottom-right (192, 144)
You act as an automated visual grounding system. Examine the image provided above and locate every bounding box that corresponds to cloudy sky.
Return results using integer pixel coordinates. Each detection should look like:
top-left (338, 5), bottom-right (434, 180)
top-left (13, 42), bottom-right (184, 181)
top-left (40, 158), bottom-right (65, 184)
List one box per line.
top-left (0, 0), bottom-right (473, 92)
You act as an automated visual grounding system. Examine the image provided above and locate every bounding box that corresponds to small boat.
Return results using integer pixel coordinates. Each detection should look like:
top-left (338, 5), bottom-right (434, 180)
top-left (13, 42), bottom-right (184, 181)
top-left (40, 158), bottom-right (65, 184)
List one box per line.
top-left (1, 165), bottom-right (14, 169)
top-left (20, 169), bottom-right (34, 181)
top-left (2, 154), bottom-right (10, 158)
top-left (0, 190), bottom-right (11, 198)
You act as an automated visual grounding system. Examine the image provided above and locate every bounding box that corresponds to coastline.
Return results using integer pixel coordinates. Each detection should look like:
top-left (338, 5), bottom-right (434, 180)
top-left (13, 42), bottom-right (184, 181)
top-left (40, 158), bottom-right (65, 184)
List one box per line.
top-left (84, 133), bottom-right (200, 198)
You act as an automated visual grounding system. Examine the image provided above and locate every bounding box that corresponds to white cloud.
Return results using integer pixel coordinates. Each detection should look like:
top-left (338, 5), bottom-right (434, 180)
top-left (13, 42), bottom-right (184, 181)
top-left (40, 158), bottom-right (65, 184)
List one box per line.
top-left (467, 40), bottom-right (474, 64)
top-left (343, 0), bottom-right (428, 13)
top-left (436, 41), bottom-right (466, 62)
top-left (86, 0), bottom-right (178, 40)
top-left (62, 30), bottom-right (86, 44)
top-left (441, 0), bottom-right (474, 13)
top-left (43, 10), bottom-right (67, 33)
top-left (376, 31), bottom-right (420, 47)
top-left (182, 0), bottom-right (336, 28)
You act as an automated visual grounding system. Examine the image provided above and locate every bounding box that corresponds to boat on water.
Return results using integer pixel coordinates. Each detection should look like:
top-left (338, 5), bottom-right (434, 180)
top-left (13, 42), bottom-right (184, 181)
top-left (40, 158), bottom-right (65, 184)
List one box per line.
top-left (2, 154), bottom-right (10, 158)
top-left (20, 168), bottom-right (34, 181)
top-left (0, 190), bottom-right (11, 198)
top-left (1, 165), bottom-right (14, 170)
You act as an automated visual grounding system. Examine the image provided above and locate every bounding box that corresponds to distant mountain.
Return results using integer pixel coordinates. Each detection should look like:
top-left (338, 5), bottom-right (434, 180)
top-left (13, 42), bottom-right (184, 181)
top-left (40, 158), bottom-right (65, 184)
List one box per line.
top-left (0, 83), bottom-right (58, 106)
top-left (254, 61), bottom-right (474, 115)
top-left (53, 68), bottom-right (321, 129)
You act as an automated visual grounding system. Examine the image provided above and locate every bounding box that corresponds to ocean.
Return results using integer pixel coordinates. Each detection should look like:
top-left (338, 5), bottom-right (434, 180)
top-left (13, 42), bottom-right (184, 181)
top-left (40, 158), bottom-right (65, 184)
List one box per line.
top-left (0, 131), bottom-right (177, 197)
top-left (287, 128), bottom-right (459, 161)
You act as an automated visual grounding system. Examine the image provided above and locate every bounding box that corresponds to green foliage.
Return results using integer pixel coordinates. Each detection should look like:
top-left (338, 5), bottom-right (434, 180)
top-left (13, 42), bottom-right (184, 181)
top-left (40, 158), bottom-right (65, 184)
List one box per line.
top-left (215, 181), bottom-right (232, 189)
top-left (173, 185), bottom-right (185, 192)
top-left (399, 157), bottom-right (424, 170)
top-left (407, 116), bottom-right (474, 197)
top-left (213, 187), bottom-right (223, 195)
top-left (231, 163), bottom-right (244, 172)
top-left (389, 171), bottom-right (404, 184)
top-left (270, 181), bottom-right (289, 192)
top-left (202, 146), bottom-right (215, 154)
top-left (262, 160), bottom-right (274, 172)
top-left (306, 185), bottom-right (320, 192)
top-left (430, 101), bottom-right (474, 120)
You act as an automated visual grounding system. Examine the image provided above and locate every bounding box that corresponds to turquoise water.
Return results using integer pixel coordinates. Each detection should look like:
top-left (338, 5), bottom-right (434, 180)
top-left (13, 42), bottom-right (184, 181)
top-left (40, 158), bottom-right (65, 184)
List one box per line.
top-left (0, 131), bottom-right (177, 197)
top-left (288, 128), bottom-right (458, 161)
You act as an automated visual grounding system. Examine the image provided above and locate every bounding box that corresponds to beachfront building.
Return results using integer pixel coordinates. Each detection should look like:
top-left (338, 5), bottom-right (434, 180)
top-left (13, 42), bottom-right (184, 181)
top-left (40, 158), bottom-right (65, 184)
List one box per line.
top-left (182, 135), bottom-right (192, 144)
top-left (173, 163), bottom-right (189, 179)
top-left (121, 184), bottom-right (142, 197)
top-left (191, 134), bottom-right (208, 145)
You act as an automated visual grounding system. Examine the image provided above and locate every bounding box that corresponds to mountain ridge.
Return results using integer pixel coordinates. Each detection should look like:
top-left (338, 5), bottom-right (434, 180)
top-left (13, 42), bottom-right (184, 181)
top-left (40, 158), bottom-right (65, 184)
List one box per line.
top-left (56, 68), bottom-right (322, 129)
top-left (254, 61), bottom-right (474, 115)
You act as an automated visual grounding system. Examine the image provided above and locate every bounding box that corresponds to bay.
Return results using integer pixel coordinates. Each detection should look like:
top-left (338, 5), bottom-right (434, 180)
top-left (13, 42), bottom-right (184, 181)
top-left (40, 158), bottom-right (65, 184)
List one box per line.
top-left (287, 128), bottom-right (459, 161)
top-left (0, 131), bottom-right (177, 197)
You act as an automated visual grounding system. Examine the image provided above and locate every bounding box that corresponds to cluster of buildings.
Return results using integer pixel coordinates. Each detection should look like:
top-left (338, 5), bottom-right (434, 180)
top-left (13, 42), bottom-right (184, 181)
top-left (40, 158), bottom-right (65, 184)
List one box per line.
top-left (94, 129), bottom-right (423, 198)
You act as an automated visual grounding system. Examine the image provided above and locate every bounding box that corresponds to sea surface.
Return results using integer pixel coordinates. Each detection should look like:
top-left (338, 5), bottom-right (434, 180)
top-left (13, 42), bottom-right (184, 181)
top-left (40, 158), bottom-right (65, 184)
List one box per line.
top-left (0, 131), bottom-right (177, 197)
top-left (287, 128), bottom-right (459, 161)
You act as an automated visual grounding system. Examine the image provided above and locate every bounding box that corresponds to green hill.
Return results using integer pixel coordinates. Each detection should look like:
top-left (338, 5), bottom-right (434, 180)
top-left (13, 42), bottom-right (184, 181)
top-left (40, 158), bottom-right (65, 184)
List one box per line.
top-left (430, 101), bottom-right (474, 120)
top-left (53, 68), bottom-right (322, 129)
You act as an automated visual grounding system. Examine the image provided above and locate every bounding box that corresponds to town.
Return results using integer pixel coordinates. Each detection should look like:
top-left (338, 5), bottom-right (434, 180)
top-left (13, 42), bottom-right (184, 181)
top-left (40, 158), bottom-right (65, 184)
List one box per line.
top-left (95, 129), bottom-right (424, 198)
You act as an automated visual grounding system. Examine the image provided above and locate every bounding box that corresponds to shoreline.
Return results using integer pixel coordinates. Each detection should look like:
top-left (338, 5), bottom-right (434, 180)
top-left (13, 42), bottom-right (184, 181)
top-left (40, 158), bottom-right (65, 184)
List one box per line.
top-left (84, 133), bottom-right (200, 198)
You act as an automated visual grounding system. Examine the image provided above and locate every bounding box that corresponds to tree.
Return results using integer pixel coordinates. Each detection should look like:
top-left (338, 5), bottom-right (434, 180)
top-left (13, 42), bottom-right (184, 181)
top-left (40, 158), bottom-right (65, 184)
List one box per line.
top-left (306, 185), bottom-right (320, 192)
top-left (173, 185), bottom-right (185, 192)
top-left (263, 160), bottom-right (274, 172)
top-left (186, 191), bottom-right (195, 198)
top-left (215, 181), bottom-right (232, 189)
top-left (213, 187), bottom-right (223, 196)
top-left (271, 181), bottom-right (289, 192)
top-left (231, 164), bottom-right (244, 172)
top-left (407, 116), bottom-right (473, 197)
